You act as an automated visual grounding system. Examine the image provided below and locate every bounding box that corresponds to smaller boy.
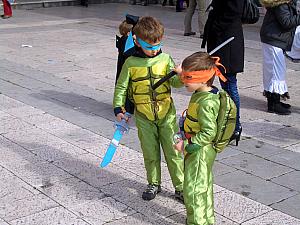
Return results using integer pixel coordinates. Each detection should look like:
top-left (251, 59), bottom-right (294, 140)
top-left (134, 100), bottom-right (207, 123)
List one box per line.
top-left (116, 19), bottom-right (135, 114)
top-left (113, 16), bottom-right (184, 201)
top-left (116, 20), bottom-right (134, 81)
top-left (174, 52), bottom-right (228, 225)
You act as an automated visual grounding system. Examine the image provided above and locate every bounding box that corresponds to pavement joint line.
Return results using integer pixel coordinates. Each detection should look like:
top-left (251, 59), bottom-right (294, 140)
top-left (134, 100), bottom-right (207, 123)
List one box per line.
top-left (0, 77), bottom-right (31, 91)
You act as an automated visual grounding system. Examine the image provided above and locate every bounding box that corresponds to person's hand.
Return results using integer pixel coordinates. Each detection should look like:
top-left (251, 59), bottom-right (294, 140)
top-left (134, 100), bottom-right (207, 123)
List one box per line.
top-left (174, 140), bottom-right (184, 152)
top-left (173, 64), bottom-right (182, 76)
top-left (116, 113), bottom-right (126, 122)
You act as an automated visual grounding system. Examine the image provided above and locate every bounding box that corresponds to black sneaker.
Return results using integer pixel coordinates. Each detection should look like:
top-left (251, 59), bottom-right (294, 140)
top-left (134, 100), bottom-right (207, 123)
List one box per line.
top-left (175, 190), bottom-right (184, 203)
top-left (142, 184), bottom-right (161, 200)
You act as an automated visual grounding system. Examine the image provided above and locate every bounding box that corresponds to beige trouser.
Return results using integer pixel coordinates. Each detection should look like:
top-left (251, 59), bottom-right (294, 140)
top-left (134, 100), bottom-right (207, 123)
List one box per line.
top-left (184, 0), bottom-right (210, 34)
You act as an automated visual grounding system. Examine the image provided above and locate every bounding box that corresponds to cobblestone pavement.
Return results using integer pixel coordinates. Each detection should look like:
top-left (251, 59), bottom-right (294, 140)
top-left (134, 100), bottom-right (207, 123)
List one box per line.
top-left (0, 4), bottom-right (300, 225)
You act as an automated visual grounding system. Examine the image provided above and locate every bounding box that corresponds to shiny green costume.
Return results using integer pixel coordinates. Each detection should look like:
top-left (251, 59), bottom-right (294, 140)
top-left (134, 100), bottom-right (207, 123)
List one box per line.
top-left (113, 52), bottom-right (184, 191)
top-left (183, 90), bottom-right (220, 225)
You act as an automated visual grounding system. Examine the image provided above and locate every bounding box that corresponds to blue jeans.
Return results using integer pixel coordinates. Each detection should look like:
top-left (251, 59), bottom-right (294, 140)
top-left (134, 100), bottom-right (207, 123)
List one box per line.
top-left (219, 73), bottom-right (241, 132)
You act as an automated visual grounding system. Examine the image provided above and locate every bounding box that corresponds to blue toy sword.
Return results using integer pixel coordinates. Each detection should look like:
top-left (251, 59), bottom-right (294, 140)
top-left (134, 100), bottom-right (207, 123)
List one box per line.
top-left (100, 112), bottom-right (131, 168)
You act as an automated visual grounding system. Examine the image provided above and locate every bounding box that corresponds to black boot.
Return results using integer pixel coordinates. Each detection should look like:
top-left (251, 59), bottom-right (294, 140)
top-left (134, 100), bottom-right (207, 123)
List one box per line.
top-left (266, 92), bottom-right (291, 115)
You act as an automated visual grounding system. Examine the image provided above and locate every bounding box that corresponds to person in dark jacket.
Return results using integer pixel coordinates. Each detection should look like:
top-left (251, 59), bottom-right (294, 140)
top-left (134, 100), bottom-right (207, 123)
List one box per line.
top-left (201, 0), bottom-right (244, 146)
top-left (260, 0), bottom-right (300, 115)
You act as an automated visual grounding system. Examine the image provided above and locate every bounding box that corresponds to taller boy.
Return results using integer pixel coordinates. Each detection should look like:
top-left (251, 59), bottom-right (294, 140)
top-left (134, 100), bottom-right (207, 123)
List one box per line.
top-left (113, 16), bottom-right (184, 201)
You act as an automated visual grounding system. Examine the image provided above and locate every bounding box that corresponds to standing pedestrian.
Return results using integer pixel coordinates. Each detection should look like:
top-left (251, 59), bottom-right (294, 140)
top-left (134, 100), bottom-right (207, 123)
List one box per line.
top-left (1, 0), bottom-right (13, 19)
top-left (184, 0), bottom-right (209, 37)
top-left (260, 0), bottom-right (300, 115)
top-left (201, 0), bottom-right (244, 145)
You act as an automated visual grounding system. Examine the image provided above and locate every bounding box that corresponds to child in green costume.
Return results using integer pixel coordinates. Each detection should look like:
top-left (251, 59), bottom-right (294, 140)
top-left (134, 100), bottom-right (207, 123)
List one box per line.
top-left (174, 52), bottom-right (228, 225)
top-left (113, 16), bottom-right (184, 201)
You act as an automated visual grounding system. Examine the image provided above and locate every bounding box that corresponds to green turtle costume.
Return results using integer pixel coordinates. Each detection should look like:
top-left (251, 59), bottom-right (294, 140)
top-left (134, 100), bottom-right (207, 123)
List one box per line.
top-left (113, 52), bottom-right (184, 192)
top-left (183, 89), bottom-right (220, 225)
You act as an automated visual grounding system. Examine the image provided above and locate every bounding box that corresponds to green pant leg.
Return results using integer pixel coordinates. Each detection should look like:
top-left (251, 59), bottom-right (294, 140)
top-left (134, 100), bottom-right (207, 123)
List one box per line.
top-left (206, 171), bottom-right (215, 224)
top-left (135, 113), bottom-right (161, 185)
top-left (158, 105), bottom-right (184, 191)
top-left (183, 146), bottom-right (216, 225)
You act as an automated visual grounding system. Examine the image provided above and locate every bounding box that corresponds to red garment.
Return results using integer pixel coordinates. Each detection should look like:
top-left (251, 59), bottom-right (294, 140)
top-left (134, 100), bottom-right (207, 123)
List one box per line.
top-left (2, 0), bottom-right (12, 16)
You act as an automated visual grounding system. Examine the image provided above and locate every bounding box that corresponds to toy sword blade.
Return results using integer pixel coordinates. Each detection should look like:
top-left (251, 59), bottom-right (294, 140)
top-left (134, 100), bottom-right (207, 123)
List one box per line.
top-left (100, 129), bottom-right (123, 168)
top-left (100, 113), bottom-right (131, 168)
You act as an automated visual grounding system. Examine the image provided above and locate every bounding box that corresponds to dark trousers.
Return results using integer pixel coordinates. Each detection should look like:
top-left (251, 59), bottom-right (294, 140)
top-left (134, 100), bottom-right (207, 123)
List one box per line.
top-left (220, 73), bottom-right (241, 132)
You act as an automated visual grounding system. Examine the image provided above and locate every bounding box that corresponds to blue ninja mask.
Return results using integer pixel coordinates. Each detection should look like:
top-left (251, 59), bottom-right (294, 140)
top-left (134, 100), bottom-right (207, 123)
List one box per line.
top-left (137, 37), bottom-right (163, 51)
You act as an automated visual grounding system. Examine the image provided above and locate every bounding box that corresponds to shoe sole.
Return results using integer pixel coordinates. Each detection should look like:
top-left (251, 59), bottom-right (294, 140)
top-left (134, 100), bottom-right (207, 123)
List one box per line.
top-left (142, 187), bottom-right (161, 200)
top-left (267, 110), bottom-right (291, 115)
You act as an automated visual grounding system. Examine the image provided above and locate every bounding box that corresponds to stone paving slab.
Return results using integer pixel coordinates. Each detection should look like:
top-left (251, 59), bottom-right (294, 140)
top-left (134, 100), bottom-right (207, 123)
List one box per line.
top-left (214, 189), bottom-right (272, 224)
top-left (53, 153), bottom-right (140, 189)
top-left (231, 138), bottom-right (285, 158)
top-left (220, 153), bottom-right (294, 180)
top-left (0, 219), bottom-right (9, 225)
top-left (215, 170), bottom-right (298, 206)
top-left (39, 177), bottom-right (106, 208)
top-left (0, 194), bottom-right (58, 222)
top-left (215, 147), bottom-right (243, 161)
top-left (242, 210), bottom-right (300, 225)
top-left (100, 178), bottom-right (185, 222)
top-left (267, 151), bottom-right (300, 171)
top-left (213, 161), bottom-right (237, 177)
top-left (9, 206), bottom-right (91, 225)
top-left (255, 127), bottom-right (300, 148)
top-left (272, 194), bottom-right (300, 220)
top-left (0, 169), bottom-right (40, 203)
top-left (271, 171), bottom-right (300, 192)
top-left (68, 197), bottom-right (136, 225)
top-left (105, 213), bottom-right (154, 225)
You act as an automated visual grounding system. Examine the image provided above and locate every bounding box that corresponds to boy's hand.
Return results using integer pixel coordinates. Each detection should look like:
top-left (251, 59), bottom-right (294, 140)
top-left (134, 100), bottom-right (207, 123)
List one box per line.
top-left (173, 64), bottom-right (182, 76)
top-left (174, 140), bottom-right (184, 152)
top-left (116, 113), bottom-right (126, 122)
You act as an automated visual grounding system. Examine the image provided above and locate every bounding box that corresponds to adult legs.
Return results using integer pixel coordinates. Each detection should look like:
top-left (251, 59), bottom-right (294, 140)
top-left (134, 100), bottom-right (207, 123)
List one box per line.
top-left (262, 43), bottom-right (291, 115)
top-left (196, 0), bottom-right (207, 35)
top-left (219, 73), bottom-right (241, 132)
top-left (184, 0), bottom-right (196, 34)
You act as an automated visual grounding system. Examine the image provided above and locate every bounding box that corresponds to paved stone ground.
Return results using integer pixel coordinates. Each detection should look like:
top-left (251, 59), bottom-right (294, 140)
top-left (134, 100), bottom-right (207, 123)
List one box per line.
top-left (0, 4), bottom-right (300, 225)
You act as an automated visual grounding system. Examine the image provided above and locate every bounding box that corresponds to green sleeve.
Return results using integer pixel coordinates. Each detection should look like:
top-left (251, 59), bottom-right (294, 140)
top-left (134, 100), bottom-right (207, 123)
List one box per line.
top-left (167, 55), bottom-right (184, 88)
top-left (185, 100), bottom-right (219, 153)
top-left (113, 62), bottom-right (130, 108)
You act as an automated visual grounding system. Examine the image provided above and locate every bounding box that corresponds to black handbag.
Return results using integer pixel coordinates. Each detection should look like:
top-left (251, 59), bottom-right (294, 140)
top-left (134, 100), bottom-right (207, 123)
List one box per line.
top-left (242, 0), bottom-right (260, 24)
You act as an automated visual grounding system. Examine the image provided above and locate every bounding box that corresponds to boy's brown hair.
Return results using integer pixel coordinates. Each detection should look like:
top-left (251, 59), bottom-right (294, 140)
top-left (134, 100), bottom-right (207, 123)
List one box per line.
top-left (182, 52), bottom-right (217, 86)
top-left (133, 16), bottom-right (164, 43)
top-left (119, 20), bottom-right (133, 36)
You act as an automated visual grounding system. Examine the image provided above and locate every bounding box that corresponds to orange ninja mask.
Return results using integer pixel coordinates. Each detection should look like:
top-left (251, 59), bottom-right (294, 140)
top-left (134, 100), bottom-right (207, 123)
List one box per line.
top-left (181, 57), bottom-right (227, 84)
